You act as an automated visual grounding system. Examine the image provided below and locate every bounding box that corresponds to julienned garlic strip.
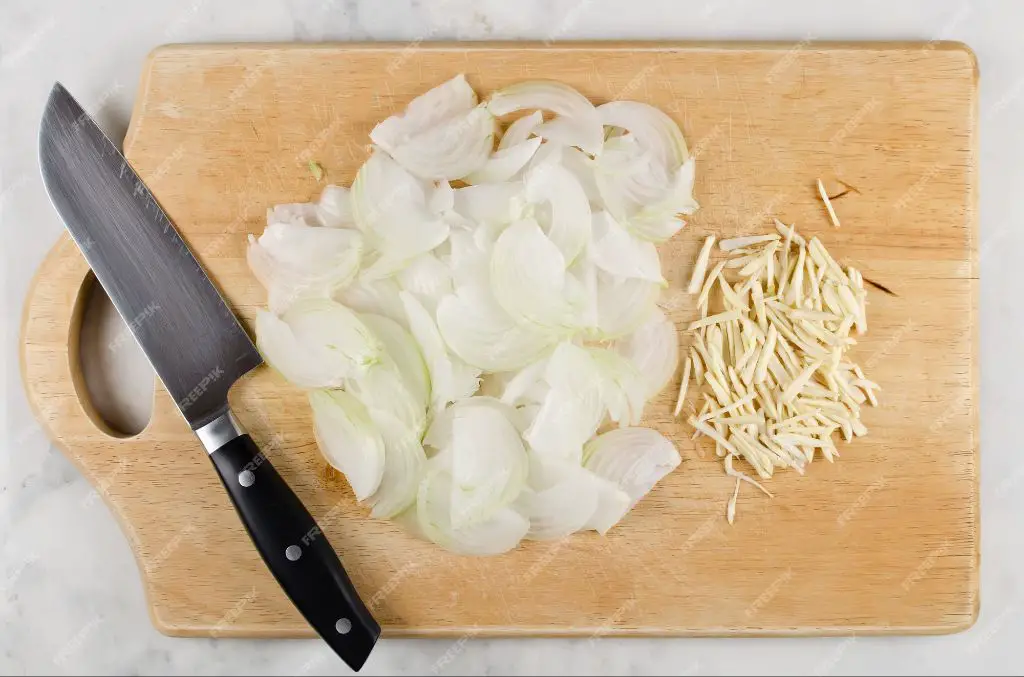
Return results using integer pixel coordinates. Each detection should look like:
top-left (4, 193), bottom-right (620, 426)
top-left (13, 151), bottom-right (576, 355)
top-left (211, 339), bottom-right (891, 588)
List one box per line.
top-left (817, 178), bottom-right (841, 228)
top-left (676, 222), bottom-right (879, 523)
top-left (687, 235), bottom-right (717, 294)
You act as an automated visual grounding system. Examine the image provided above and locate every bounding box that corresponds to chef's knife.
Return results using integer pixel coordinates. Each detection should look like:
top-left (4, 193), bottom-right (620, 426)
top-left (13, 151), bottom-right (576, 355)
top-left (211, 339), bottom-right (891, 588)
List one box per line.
top-left (39, 83), bottom-right (380, 671)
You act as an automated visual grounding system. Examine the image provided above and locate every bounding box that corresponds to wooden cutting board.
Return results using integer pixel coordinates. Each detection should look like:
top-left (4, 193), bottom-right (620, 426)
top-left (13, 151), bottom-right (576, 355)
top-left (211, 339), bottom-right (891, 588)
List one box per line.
top-left (20, 42), bottom-right (978, 637)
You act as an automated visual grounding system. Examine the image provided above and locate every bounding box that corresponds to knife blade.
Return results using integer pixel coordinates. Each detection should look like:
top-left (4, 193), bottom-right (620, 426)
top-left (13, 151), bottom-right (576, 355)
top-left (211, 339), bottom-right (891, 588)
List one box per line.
top-left (39, 82), bottom-right (379, 671)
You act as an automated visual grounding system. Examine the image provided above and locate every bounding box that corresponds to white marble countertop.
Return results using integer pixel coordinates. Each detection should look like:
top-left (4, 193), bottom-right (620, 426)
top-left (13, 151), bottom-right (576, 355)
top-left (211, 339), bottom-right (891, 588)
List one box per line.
top-left (1, 0), bottom-right (1019, 674)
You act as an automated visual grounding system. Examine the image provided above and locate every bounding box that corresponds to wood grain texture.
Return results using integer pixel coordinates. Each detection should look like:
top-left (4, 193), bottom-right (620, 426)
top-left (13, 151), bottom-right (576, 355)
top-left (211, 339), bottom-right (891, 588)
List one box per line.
top-left (20, 42), bottom-right (979, 637)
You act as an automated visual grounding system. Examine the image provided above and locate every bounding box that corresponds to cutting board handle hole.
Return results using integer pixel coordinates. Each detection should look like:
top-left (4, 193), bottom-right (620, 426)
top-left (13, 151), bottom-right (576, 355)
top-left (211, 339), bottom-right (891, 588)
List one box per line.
top-left (70, 273), bottom-right (155, 438)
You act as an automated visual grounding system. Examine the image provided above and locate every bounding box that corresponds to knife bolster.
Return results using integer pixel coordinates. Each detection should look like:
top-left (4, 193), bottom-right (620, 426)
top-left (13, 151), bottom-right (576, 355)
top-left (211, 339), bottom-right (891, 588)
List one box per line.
top-left (196, 410), bottom-right (245, 453)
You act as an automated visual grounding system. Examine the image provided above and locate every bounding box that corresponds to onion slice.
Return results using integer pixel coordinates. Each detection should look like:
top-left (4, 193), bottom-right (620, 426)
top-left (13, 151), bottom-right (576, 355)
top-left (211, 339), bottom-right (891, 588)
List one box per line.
top-left (309, 389), bottom-right (385, 501)
top-left (351, 150), bottom-right (450, 276)
top-left (317, 185), bottom-right (354, 227)
top-left (586, 474), bottom-right (633, 534)
top-left (487, 80), bottom-right (603, 156)
top-left (400, 291), bottom-right (480, 412)
top-left (359, 313), bottom-right (430, 412)
top-left (465, 137), bottom-right (543, 185)
top-left (371, 74), bottom-right (496, 180)
top-left (597, 101), bottom-right (688, 167)
top-left (436, 285), bottom-right (556, 372)
top-left (490, 219), bottom-right (585, 332)
top-left (583, 427), bottom-right (681, 506)
top-left (247, 222), bottom-right (363, 313)
top-left (255, 300), bottom-right (383, 388)
top-left (516, 456), bottom-right (598, 540)
top-left (524, 155), bottom-right (592, 265)
top-left (594, 271), bottom-right (660, 339)
top-left (590, 211), bottom-right (664, 284)
top-left (523, 343), bottom-right (605, 462)
top-left (368, 420), bottom-right (428, 518)
top-left (498, 110), bottom-right (544, 150)
top-left (615, 308), bottom-right (680, 401)
top-left (396, 253), bottom-right (452, 312)
top-left (416, 465), bottom-right (529, 556)
top-left (448, 400), bottom-right (529, 527)
top-left (335, 276), bottom-right (406, 326)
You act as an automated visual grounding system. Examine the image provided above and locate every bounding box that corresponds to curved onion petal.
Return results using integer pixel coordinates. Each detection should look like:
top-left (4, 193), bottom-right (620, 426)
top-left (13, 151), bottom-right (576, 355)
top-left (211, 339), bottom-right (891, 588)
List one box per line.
top-left (465, 137), bottom-right (542, 185)
top-left (372, 74), bottom-right (478, 144)
top-left (590, 211), bottom-right (664, 284)
top-left (448, 400), bottom-right (529, 527)
top-left (583, 427), bottom-right (681, 506)
top-left (561, 146), bottom-right (601, 203)
top-left (397, 253), bottom-right (453, 311)
top-left (309, 389), bottom-right (385, 501)
top-left (516, 456), bottom-right (598, 540)
top-left (594, 271), bottom-right (660, 339)
top-left (597, 101), bottom-right (688, 168)
top-left (401, 291), bottom-right (480, 411)
top-left (359, 313), bottom-right (430, 411)
top-left (371, 74), bottom-right (495, 181)
top-left (586, 474), bottom-right (632, 534)
top-left (446, 229), bottom-right (491, 289)
top-left (249, 222), bottom-right (360, 271)
top-left (594, 132), bottom-right (697, 242)
top-left (523, 343), bottom-right (605, 462)
top-left (317, 185), bottom-right (354, 227)
top-left (352, 149), bottom-right (428, 227)
top-left (416, 466), bottom-right (529, 555)
top-left (487, 81), bottom-right (603, 155)
top-left (631, 158), bottom-right (698, 236)
top-left (351, 150), bottom-right (450, 274)
top-left (255, 300), bottom-right (383, 388)
top-left (436, 286), bottom-right (555, 372)
top-left (255, 311), bottom-right (329, 387)
top-left (368, 416), bottom-right (428, 518)
top-left (345, 357), bottom-right (430, 519)
top-left (491, 219), bottom-right (585, 332)
top-left (648, 157), bottom-right (697, 216)
top-left (498, 110), bottom-right (543, 150)
top-left (346, 361), bottom-right (426, 439)
top-left (526, 139), bottom-right (561, 171)
top-left (452, 182), bottom-right (526, 227)
top-left (424, 396), bottom-right (529, 450)
top-left (429, 180), bottom-right (455, 215)
top-left (524, 157), bottom-right (591, 265)
top-left (499, 357), bottom-right (549, 406)
top-left (376, 106), bottom-right (495, 181)
top-left (568, 249), bottom-right (599, 331)
top-left (247, 223), bottom-right (363, 313)
top-left (533, 116), bottom-right (603, 155)
top-left (615, 308), bottom-right (679, 400)
top-left (587, 346), bottom-right (648, 426)
top-left (335, 276), bottom-right (407, 326)
top-left (628, 214), bottom-right (687, 243)
top-left (267, 202), bottom-right (322, 227)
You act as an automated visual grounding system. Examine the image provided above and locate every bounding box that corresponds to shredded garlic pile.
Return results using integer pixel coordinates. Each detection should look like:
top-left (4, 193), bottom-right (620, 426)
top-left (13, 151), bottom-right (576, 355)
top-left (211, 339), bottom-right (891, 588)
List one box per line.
top-left (676, 219), bottom-right (879, 523)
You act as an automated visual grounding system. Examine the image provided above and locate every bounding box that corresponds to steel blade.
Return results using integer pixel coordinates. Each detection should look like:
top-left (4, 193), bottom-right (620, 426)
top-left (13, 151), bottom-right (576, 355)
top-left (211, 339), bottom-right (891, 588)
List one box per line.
top-left (39, 83), bottom-right (261, 429)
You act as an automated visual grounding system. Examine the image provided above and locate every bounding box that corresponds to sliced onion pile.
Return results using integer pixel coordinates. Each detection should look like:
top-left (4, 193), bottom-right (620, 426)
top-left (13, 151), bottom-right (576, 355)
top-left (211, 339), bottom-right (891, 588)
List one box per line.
top-left (677, 220), bottom-right (879, 523)
top-left (248, 75), bottom-right (695, 555)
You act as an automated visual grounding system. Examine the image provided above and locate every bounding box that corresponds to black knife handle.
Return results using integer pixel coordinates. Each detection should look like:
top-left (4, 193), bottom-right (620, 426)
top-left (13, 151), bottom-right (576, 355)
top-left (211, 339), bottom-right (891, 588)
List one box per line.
top-left (209, 433), bottom-right (380, 671)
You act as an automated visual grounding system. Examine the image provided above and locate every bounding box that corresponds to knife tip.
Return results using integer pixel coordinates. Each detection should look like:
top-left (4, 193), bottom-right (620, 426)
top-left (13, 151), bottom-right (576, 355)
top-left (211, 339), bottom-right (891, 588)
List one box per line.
top-left (39, 81), bottom-right (90, 200)
top-left (45, 81), bottom-right (71, 109)
top-left (40, 82), bottom-right (89, 138)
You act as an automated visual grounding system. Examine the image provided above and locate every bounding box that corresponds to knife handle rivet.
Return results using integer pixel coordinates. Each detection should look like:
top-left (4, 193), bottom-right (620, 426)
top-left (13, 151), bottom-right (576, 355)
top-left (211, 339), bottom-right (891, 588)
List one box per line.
top-left (285, 545), bottom-right (302, 561)
top-left (335, 617), bottom-right (352, 635)
top-left (238, 469), bottom-right (255, 487)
